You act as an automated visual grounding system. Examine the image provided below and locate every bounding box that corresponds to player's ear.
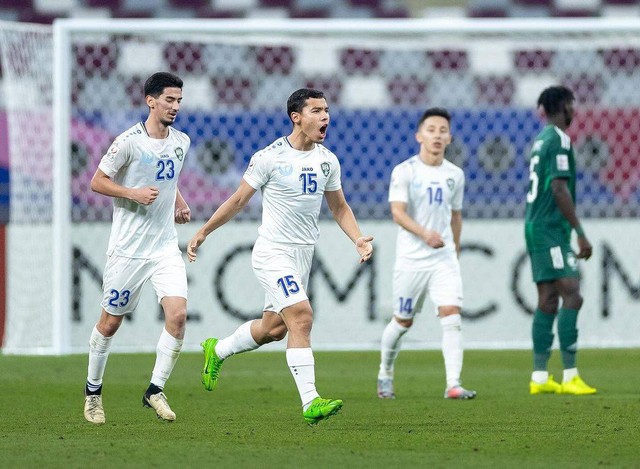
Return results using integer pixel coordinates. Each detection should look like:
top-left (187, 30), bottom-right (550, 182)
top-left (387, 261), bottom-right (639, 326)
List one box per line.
top-left (146, 95), bottom-right (155, 109)
top-left (291, 112), bottom-right (301, 125)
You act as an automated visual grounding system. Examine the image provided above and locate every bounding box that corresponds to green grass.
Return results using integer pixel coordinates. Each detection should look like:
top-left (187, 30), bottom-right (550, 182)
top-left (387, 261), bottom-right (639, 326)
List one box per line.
top-left (1, 349), bottom-right (639, 468)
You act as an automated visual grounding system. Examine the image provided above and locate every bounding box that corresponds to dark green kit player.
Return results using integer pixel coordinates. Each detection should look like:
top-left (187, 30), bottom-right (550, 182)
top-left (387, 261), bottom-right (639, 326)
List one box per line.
top-left (525, 86), bottom-right (596, 396)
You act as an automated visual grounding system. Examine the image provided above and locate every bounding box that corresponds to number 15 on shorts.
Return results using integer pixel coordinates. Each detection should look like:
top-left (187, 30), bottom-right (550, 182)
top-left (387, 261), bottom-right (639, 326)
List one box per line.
top-left (277, 275), bottom-right (300, 298)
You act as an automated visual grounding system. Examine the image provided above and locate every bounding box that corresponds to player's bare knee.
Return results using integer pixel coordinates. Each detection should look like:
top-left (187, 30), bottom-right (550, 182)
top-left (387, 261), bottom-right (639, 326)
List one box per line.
top-left (437, 305), bottom-right (460, 318)
top-left (268, 322), bottom-right (288, 341)
top-left (563, 292), bottom-right (583, 310)
top-left (285, 309), bottom-right (313, 336)
top-left (97, 310), bottom-right (122, 336)
top-left (539, 295), bottom-right (559, 313)
top-left (394, 317), bottom-right (413, 328)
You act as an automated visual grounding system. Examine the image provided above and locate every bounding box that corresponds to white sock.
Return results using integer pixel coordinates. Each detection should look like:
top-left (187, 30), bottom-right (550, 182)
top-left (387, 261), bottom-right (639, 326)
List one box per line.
top-left (286, 347), bottom-right (319, 410)
top-left (378, 319), bottom-right (409, 380)
top-left (87, 326), bottom-right (113, 391)
top-left (150, 328), bottom-right (183, 388)
top-left (563, 367), bottom-right (578, 383)
top-left (532, 371), bottom-right (549, 384)
top-left (215, 321), bottom-right (260, 361)
top-left (441, 314), bottom-right (464, 389)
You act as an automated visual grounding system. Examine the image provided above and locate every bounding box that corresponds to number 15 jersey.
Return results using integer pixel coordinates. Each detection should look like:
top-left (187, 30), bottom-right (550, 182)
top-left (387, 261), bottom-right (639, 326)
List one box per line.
top-left (389, 155), bottom-right (464, 270)
top-left (243, 137), bottom-right (342, 245)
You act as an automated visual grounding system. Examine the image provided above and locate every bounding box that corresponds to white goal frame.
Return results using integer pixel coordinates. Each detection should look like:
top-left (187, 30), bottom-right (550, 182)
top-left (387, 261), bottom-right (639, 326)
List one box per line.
top-left (39, 17), bottom-right (640, 354)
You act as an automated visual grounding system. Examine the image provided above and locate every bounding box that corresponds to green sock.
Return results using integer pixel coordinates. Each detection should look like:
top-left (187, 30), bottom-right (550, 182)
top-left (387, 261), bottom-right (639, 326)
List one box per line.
top-left (557, 308), bottom-right (579, 369)
top-left (532, 309), bottom-right (555, 371)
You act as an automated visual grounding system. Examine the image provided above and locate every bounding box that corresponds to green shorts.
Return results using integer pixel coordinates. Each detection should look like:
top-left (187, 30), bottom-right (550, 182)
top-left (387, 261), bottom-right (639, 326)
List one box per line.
top-left (528, 244), bottom-right (580, 283)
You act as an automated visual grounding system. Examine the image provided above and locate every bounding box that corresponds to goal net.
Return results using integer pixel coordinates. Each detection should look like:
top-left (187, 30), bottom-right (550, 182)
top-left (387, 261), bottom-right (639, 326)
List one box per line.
top-left (2, 18), bottom-right (640, 354)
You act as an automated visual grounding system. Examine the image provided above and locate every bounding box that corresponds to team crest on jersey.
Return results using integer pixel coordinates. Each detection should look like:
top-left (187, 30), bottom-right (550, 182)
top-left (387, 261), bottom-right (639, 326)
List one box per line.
top-left (321, 162), bottom-right (330, 177)
top-left (446, 178), bottom-right (455, 190)
top-left (277, 163), bottom-right (293, 176)
top-left (174, 147), bottom-right (184, 161)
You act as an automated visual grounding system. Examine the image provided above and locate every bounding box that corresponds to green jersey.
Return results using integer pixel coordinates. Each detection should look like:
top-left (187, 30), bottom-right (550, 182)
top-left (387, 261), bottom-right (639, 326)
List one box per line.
top-left (524, 124), bottom-right (576, 251)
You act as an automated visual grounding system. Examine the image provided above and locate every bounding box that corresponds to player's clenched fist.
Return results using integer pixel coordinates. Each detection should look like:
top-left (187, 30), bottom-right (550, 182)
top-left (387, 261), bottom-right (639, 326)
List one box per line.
top-left (132, 186), bottom-right (159, 205)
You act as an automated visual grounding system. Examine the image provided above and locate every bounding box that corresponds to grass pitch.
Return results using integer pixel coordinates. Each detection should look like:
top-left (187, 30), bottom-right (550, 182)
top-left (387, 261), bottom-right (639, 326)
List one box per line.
top-left (1, 349), bottom-right (639, 468)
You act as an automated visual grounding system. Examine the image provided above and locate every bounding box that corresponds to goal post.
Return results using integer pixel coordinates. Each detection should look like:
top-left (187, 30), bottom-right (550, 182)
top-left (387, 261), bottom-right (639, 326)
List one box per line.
top-left (2, 18), bottom-right (640, 354)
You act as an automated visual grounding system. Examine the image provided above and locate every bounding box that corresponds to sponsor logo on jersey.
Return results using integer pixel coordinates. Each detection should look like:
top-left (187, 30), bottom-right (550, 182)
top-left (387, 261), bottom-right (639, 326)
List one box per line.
top-left (447, 178), bottom-right (455, 190)
top-left (301, 166), bottom-right (314, 172)
top-left (321, 162), bottom-right (330, 177)
top-left (141, 153), bottom-right (155, 164)
top-left (175, 147), bottom-right (184, 161)
top-left (556, 154), bottom-right (569, 171)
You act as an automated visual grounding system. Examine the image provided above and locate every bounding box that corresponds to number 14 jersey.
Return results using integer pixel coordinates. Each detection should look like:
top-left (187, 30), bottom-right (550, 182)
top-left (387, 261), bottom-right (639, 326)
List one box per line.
top-left (389, 155), bottom-right (464, 270)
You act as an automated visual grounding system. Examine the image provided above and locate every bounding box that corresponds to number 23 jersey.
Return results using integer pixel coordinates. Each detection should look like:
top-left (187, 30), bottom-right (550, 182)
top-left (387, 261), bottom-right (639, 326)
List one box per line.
top-left (243, 137), bottom-right (342, 245)
top-left (98, 123), bottom-right (190, 258)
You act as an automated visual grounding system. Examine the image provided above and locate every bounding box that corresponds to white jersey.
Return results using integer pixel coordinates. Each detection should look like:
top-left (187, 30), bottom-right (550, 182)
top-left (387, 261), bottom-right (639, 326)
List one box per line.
top-left (389, 155), bottom-right (464, 270)
top-left (243, 137), bottom-right (342, 245)
top-left (98, 122), bottom-right (190, 258)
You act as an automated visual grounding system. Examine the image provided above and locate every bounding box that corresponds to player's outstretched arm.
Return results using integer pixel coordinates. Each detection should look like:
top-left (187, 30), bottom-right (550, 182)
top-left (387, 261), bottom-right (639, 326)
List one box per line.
top-left (550, 178), bottom-right (592, 260)
top-left (91, 168), bottom-right (158, 205)
top-left (187, 180), bottom-right (256, 262)
top-left (325, 189), bottom-right (373, 263)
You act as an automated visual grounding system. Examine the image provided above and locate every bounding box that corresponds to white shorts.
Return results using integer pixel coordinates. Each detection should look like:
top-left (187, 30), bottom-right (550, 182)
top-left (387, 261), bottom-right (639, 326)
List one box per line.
top-left (392, 256), bottom-right (463, 320)
top-left (251, 236), bottom-right (314, 313)
top-left (100, 250), bottom-right (187, 316)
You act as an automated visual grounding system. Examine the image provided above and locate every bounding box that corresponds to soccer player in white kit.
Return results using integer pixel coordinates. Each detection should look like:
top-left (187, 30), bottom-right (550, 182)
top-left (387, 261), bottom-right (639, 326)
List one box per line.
top-left (187, 89), bottom-right (373, 425)
top-left (377, 108), bottom-right (476, 400)
top-left (83, 72), bottom-right (192, 424)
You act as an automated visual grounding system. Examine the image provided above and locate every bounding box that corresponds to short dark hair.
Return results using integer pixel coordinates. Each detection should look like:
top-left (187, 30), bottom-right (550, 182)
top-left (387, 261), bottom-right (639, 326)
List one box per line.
top-left (144, 72), bottom-right (183, 98)
top-left (417, 107), bottom-right (451, 129)
top-left (537, 86), bottom-right (574, 116)
top-left (287, 88), bottom-right (325, 121)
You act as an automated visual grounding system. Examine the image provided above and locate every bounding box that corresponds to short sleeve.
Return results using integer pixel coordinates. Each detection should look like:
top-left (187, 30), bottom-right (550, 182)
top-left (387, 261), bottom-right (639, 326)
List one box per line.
top-left (243, 150), bottom-right (271, 190)
top-left (98, 137), bottom-right (131, 177)
top-left (388, 164), bottom-right (410, 203)
top-left (451, 170), bottom-right (464, 211)
top-left (325, 154), bottom-right (342, 191)
top-left (545, 133), bottom-right (572, 181)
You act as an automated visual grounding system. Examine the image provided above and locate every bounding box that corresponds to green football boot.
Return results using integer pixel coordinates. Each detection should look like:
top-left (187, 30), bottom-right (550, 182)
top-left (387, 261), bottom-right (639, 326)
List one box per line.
top-left (303, 397), bottom-right (343, 425)
top-left (201, 338), bottom-right (224, 391)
